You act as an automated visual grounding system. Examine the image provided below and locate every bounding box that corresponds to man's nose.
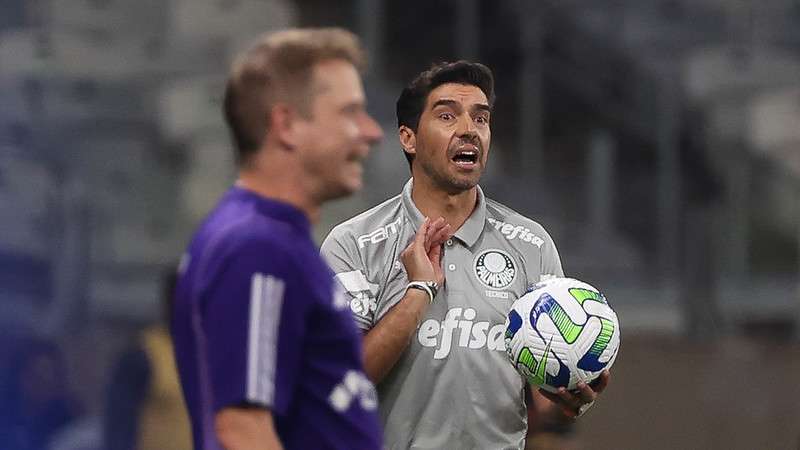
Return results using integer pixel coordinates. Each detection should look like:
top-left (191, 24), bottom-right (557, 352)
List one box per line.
top-left (456, 113), bottom-right (477, 137)
top-left (362, 113), bottom-right (384, 144)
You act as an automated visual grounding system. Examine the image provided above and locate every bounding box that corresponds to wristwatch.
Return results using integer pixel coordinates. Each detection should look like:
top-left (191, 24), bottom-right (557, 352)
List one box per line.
top-left (407, 281), bottom-right (439, 304)
top-left (576, 400), bottom-right (594, 418)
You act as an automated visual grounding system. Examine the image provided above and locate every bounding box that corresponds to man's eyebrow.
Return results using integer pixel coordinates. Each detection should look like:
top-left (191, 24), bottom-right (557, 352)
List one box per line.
top-left (341, 98), bottom-right (366, 110)
top-left (430, 99), bottom-right (462, 110)
top-left (472, 103), bottom-right (491, 113)
top-left (430, 99), bottom-right (491, 113)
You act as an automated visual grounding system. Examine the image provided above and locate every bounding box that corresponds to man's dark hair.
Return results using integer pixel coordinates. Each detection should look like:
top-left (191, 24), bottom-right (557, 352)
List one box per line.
top-left (396, 61), bottom-right (495, 166)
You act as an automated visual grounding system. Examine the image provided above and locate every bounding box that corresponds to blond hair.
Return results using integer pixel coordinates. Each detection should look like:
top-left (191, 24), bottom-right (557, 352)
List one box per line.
top-left (223, 28), bottom-right (366, 164)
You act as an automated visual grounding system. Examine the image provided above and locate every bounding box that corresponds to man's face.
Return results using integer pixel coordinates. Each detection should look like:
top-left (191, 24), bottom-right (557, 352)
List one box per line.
top-left (407, 82), bottom-right (491, 193)
top-left (293, 59), bottom-right (383, 201)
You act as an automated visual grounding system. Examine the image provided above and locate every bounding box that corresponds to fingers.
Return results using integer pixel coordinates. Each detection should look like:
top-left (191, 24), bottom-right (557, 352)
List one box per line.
top-left (425, 217), bottom-right (448, 250)
top-left (429, 223), bottom-right (451, 249)
top-left (537, 389), bottom-right (561, 405)
top-left (429, 240), bottom-right (441, 264)
top-left (570, 381), bottom-right (597, 404)
top-left (557, 387), bottom-right (583, 418)
top-left (402, 217), bottom-right (451, 284)
top-left (402, 217), bottom-right (440, 283)
top-left (416, 217), bottom-right (431, 249)
top-left (428, 243), bottom-right (444, 283)
top-left (401, 217), bottom-right (428, 268)
top-left (535, 372), bottom-right (609, 419)
top-left (537, 379), bottom-right (601, 418)
top-left (423, 218), bottom-right (432, 250)
top-left (539, 389), bottom-right (579, 418)
top-left (589, 370), bottom-right (610, 394)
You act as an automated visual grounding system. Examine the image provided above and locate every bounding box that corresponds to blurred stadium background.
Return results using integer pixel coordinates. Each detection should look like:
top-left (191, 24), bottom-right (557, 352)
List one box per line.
top-left (0, 0), bottom-right (798, 449)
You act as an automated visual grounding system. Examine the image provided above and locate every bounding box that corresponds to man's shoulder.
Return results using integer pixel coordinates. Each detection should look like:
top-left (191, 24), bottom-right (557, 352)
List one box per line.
top-left (326, 193), bottom-right (405, 242)
top-left (193, 205), bottom-right (297, 265)
top-left (484, 197), bottom-right (552, 237)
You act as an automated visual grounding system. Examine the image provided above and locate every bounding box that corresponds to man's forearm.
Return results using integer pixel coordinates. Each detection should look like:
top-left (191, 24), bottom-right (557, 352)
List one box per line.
top-left (362, 289), bottom-right (429, 383)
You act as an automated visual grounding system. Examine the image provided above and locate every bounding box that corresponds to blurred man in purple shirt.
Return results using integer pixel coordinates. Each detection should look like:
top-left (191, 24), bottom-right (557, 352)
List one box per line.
top-left (171, 28), bottom-right (384, 450)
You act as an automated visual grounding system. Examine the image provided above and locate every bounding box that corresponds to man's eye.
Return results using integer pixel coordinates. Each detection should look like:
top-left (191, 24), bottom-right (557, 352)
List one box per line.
top-left (343, 104), bottom-right (362, 115)
top-left (475, 116), bottom-right (489, 124)
top-left (439, 113), bottom-right (455, 121)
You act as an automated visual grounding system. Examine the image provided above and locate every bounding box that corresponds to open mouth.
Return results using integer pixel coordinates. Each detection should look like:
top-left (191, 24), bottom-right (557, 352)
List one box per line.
top-left (451, 148), bottom-right (479, 167)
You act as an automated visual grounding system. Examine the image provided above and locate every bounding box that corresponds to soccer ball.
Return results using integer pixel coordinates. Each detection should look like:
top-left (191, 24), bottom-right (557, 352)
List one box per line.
top-left (504, 277), bottom-right (620, 393)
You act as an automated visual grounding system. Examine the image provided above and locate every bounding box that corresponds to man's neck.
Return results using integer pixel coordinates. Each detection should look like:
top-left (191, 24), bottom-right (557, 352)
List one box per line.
top-left (410, 176), bottom-right (477, 232)
top-left (236, 157), bottom-right (321, 224)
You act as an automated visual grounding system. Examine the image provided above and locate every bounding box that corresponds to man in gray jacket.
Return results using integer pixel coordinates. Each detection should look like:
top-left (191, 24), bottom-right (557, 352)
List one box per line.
top-left (322, 61), bottom-right (609, 450)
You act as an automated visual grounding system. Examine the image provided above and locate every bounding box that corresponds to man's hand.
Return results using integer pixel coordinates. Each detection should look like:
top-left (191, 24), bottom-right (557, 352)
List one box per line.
top-left (538, 370), bottom-right (610, 419)
top-left (362, 217), bottom-right (450, 384)
top-left (400, 217), bottom-right (450, 285)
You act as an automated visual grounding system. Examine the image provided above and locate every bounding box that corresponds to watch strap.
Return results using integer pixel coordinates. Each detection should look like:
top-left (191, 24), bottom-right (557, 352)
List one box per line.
top-left (406, 281), bottom-right (438, 304)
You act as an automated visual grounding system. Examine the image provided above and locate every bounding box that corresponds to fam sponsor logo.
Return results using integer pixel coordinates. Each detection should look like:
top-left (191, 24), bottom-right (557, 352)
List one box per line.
top-left (474, 249), bottom-right (517, 290)
top-left (357, 217), bottom-right (403, 248)
top-left (417, 307), bottom-right (507, 359)
top-left (487, 218), bottom-right (545, 248)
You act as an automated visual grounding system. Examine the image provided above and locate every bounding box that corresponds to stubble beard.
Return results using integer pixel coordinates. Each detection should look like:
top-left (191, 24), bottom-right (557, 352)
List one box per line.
top-left (307, 157), bottom-right (361, 204)
top-left (418, 156), bottom-right (482, 195)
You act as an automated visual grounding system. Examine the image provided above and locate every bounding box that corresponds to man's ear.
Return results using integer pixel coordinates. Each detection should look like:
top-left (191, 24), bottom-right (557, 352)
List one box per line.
top-left (268, 103), bottom-right (299, 150)
top-left (399, 125), bottom-right (417, 157)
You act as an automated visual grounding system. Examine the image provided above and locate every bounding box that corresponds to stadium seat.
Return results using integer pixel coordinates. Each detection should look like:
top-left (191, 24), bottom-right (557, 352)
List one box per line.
top-left (0, 29), bottom-right (48, 78)
top-left (89, 260), bottom-right (167, 320)
top-left (0, 153), bottom-right (56, 257)
top-left (169, 0), bottom-right (296, 47)
top-left (46, 0), bottom-right (165, 36)
top-left (179, 134), bottom-right (235, 223)
top-left (0, 77), bottom-right (34, 149)
top-left (685, 45), bottom-right (800, 102)
top-left (40, 77), bottom-right (148, 124)
top-left (747, 86), bottom-right (800, 153)
top-left (47, 29), bottom-right (164, 80)
top-left (157, 76), bottom-right (226, 141)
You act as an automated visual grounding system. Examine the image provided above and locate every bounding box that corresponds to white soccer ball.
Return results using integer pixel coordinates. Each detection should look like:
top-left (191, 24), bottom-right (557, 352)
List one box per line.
top-left (504, 277), bottom-right (620, 393)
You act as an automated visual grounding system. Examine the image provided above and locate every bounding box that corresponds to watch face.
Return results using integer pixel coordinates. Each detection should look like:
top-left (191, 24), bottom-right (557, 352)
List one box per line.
top-left (577, 401), bottom-right (594, 417)
top-left (425, 282), bottom-right (438, 297)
